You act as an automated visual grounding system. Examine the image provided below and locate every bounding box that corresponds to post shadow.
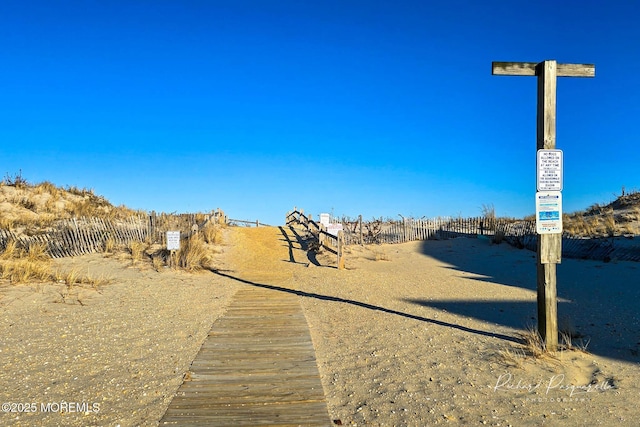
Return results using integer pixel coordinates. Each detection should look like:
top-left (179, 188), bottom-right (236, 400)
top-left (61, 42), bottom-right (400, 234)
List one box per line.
top-left (417, 238), bottom-right (640, 363)
top-left (278, 225), bottom-right (321, 267)
top-left (209, 268), bottom-right (520, 344)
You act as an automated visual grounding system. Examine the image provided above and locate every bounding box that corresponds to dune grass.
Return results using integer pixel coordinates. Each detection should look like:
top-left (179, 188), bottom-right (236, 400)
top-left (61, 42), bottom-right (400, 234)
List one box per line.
top-left (177, 234), bottom-right (212, 271)
top-left (1, 178), bottom-right (145, 234)
top-left (0, 239), bottom-right (112, 287)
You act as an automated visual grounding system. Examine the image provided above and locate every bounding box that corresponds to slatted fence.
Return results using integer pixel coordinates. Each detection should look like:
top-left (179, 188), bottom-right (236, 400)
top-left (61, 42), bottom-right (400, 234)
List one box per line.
top-left (0, 209), bottom-right (226, 259)
top-left (287, 209), bottom-right (640, 263)
top-left (341, 216), bottom-right (504, 245)
top-left (496, 220), bottom-right (640, 261)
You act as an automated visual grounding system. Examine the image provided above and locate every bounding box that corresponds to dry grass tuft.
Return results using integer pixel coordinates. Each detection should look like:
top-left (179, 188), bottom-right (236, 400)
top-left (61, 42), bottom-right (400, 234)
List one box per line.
top-left (496, 346), bottom-right (526, 369)
top-left (0, 238), bottom-right (112, 288)
top-left (516, 326), bottom-right (549, 359)
top-left (26, 242), bottom-right (49, 262)
top-left (127, 241), bottom-right (148, 263)
top-left (0, 239), bottom-right (21, 260)
top-left (152, 254), bottom-right (166, 272)
top-left (2, 170), bottom-right (28, 187)
top-left (0, 258), bottom-right (52, 283)
top-left (559, 331), bottom-right (590, 353)
top-left (495, 326), bottom-right (575, 368)
top-left (103, 237), bottom-right (116, 253)
top-left (58, 268), bottom-right (82, 286)
top-left (81, 271), bottom-right (111, 289)
top-left (0, 216), bottom-right (17, 230)
top-left (202, 223), bottom-right (223, 245)
top-left (0, 239), bottom-right (52, 283)
top-left (177, 235), bottom-right (211, 271)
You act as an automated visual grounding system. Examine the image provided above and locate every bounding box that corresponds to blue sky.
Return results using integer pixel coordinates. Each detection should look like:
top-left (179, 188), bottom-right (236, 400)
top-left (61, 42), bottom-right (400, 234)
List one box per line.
top-left (1, 1), bottom-right (638, 225)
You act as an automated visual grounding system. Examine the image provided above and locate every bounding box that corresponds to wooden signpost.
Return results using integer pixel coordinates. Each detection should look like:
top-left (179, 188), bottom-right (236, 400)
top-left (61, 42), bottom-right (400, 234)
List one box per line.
top-left (492, 60), bottom-right (595, 351)
top-left (167, 231), bottom-right (180, 268)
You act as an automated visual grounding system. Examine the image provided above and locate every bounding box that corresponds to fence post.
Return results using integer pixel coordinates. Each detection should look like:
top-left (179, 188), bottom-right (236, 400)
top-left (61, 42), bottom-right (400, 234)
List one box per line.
top-left (150, 211), bottom-right (156, 241)
top-left (337, 230), bottom-right (345, 270)
top-left (359, 215), bottom-right (363, 246)
top-left (403, 217), bottom-right (407, 243)
top-left (319, 224), bottom-right (326, 248)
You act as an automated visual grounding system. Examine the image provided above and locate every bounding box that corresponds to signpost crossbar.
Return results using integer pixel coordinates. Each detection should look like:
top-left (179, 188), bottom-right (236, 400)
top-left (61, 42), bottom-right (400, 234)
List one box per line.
top-left (492, 62), bottom-right (595, 77)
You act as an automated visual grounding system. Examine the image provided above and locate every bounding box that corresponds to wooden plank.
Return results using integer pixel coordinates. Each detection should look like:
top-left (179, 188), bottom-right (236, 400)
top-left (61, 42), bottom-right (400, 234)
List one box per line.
top-left (160, 288), bottom-right (330, 426)
top-left (492, 61), bottom-right (595, 77)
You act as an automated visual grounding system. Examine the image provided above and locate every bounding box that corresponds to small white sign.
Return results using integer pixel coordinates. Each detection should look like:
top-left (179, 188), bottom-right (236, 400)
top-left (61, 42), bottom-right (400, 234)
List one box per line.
top-left (326, 223), bottom-right (343, 237)
top-left (537, 149), bottom-right (563, 191)
top-left (166, 231), bottom-right (181, 251)
top-left (319, 213), bottom-right (330, 226)
top-left (536, 192), bottom-right (563, 234)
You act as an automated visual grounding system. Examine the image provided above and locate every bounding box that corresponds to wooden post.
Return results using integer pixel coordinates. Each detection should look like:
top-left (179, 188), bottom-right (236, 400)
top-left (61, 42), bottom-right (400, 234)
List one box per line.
top-left (359, 215), bottom-right (364, 246)
top-left (319, 224), bottom-right (326, 248)
top-left (492, 60), bottom-right (594, 351)
top-left (337, 230), bottom-right (345, 270)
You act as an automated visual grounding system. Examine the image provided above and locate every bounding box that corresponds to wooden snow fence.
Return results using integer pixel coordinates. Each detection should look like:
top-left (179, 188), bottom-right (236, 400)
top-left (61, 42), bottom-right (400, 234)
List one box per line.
top-left (285, 209), bottom-right (640, 263)
top-left (0, 217), bottom-right (149, 258)
top-left (496, 220), bottom-right (640, 262)
top-left (149, 210), bottom-right (225, 246)
top-left (0, 210), bottom-right (226, 259)
top-left (340, 216), bottom-right (505, 245)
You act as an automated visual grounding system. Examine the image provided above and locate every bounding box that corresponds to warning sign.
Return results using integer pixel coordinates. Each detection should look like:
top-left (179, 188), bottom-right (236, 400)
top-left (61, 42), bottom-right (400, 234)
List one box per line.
top-left (166, 231), bottom-right (181, 250)
top-left (536, 192), bottom-right (562, 234)
top-left (537, 149), bottom-right (563, 191)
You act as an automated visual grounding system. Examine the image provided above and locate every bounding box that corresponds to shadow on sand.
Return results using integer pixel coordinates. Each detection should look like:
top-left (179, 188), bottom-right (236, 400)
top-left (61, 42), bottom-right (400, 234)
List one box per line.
top-left (210, 268), bottom-right (520, 344)
top-left (413, 238), bottom-right (640, 364)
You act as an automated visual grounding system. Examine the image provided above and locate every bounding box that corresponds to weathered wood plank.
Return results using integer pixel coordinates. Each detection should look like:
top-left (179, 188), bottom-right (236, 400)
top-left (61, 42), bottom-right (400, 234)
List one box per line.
top-left (492, 61), bottom-right (595, 77)
top-left (160, 288), bottom-right (330, 426)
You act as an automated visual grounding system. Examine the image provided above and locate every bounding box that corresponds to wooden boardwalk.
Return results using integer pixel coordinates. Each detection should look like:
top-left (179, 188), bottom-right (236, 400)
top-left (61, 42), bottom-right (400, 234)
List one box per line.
top-left (160, 286), bottom-right (331, 426)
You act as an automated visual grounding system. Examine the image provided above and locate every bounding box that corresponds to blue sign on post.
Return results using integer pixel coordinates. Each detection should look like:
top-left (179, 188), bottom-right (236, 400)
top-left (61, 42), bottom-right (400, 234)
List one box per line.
top-left (536, 192), bottom-right (563, 234)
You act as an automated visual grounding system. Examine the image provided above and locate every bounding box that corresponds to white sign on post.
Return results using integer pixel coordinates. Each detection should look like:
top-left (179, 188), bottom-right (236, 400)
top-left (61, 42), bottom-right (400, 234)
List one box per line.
top-left (319, 213), bottom-right (330, 226)
top-left (166, 231), bottom-right (181, 251)
top-left (537, 149), bottom-right (563, 191)
top-left (326, 223), bottom-right (344, 237)
top-left (536, 192), bottom-right (563, 234)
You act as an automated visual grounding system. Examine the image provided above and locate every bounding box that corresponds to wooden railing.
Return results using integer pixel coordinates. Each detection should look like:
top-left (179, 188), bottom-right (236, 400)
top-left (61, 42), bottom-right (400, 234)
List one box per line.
top-left (227, 218), bottom-right (270, 227)
top-left (285, 208), bottom-right (345, 270)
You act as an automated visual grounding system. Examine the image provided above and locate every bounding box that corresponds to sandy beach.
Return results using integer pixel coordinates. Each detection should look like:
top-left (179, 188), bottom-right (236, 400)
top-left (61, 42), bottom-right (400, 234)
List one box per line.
top-left (1, 226), bottom-right (639, 426)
